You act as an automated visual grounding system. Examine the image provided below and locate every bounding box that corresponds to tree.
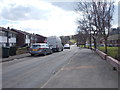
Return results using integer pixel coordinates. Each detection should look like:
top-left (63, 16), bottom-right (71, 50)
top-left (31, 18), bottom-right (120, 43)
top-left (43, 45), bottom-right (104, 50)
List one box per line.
top-left (75, 0), bottom-right (114, 53)
top-left (91, 0), bottom-right (114, 53)
top-left (60, 36), bottom-right (70, 45)
top-left (77, 19), bottom-right (89, 47)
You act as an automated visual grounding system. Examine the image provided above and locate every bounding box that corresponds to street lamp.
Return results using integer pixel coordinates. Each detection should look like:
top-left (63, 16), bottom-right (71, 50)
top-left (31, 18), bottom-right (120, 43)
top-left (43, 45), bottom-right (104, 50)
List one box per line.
top-left (6, 27), bottom-right (11, 47)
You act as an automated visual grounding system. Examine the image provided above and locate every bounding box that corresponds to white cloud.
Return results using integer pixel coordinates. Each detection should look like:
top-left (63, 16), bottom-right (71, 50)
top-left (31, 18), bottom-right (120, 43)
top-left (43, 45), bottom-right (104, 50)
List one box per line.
top-left (1, 0), bottom-right (117, 37)
top-left (0, 0), bottom-right (79, 36)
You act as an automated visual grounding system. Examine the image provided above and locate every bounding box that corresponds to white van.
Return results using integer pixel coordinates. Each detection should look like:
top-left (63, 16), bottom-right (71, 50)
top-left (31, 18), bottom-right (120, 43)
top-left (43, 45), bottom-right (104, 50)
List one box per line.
top-left (47, 36), bottom-right (63, 52)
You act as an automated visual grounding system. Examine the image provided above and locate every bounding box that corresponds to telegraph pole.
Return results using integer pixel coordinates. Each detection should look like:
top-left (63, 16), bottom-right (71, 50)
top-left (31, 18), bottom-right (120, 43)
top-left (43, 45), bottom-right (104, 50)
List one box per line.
top-left (6, 27), bottom-right (10, 47)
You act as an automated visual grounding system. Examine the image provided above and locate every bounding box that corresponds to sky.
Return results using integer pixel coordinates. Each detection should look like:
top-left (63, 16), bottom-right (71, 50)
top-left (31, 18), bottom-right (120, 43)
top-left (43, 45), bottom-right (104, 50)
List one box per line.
top-left (0, 0), bottom-right (119, 37)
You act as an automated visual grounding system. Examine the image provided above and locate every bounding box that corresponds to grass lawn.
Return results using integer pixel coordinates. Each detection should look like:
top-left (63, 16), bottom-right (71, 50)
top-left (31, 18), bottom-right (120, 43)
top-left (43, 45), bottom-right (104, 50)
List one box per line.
top-left (98, 46), bottom-right (119, 60)
top-left (70, 39), bottom-right (76, 44)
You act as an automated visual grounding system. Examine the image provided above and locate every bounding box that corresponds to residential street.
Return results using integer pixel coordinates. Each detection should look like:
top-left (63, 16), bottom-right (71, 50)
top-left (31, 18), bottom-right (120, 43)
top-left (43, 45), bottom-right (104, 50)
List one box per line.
top-left (2, 45), bottom-right (118, 88)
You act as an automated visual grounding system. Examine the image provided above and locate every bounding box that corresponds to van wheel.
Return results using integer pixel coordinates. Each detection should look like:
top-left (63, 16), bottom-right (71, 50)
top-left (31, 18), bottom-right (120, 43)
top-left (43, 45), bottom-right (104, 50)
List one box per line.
top-left (57, 48), bottom-right (60, 52)
top-left (50, 50), bottom-right (53, 54)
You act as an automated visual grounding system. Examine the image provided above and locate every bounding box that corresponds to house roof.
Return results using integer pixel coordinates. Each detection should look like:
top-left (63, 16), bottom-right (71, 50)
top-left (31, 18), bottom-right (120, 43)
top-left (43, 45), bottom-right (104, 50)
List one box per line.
top-left (0, 27), bottom-right (17, 34)
top-left (35, 34), bottom-right (46, 38)
top-left (0, 27), bottom-right (46, 38)
top-left (11, 28), bottom-right (31, 35)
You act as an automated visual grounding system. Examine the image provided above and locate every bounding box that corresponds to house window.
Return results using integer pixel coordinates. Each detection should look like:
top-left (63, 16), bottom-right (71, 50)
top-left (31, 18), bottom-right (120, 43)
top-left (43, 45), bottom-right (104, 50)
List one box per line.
top-left (9, 32), bottom-right (12, 37)
top-left (0, 31), bottom-right (3, 36)
top-left (12, 33), bottom-right (16, 37)
top-left (26, 35), bottom-right (28, 39)
top-left (4, 31), bottom-right (7, 36)
top-left (28, 35), bottom-right (31, 39)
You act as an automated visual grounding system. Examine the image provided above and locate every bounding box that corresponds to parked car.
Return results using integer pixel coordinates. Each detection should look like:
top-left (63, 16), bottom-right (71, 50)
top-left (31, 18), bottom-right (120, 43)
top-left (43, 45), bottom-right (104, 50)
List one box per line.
top-left (47, 36), bottom-right (63, 52)
top-left (64, 44), bottom-right (70, 49)
top-left (29, 43), bottom-right (53, 56)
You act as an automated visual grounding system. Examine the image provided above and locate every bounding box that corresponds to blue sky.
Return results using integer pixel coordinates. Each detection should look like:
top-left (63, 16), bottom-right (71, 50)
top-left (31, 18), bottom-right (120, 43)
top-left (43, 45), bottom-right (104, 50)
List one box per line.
top-left (0, 0), bottom-right (119, 37)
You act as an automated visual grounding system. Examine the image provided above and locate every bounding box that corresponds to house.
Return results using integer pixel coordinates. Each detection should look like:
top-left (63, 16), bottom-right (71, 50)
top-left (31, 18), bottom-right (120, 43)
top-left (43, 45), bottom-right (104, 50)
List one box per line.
top-left (11, 28), bottom-right (31, 47)
top-left (0, 27), bottom-right (17, 47)
top-left (11, 29), bottom-right (46, 47)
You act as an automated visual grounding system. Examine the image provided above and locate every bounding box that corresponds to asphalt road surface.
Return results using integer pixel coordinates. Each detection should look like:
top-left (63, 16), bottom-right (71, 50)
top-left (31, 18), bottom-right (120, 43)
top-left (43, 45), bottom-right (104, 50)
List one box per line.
top-left (2, 45), bottom-right (118, 88)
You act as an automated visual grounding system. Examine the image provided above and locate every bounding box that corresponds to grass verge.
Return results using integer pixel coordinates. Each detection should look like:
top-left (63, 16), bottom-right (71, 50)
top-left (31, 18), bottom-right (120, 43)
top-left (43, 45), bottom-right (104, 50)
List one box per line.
top-left (98, 46), bottom-right (119, 60)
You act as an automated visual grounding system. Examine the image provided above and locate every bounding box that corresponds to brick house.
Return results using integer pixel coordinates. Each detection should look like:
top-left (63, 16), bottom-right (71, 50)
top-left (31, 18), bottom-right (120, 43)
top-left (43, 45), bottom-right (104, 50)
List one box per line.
top-left (11, 29), bottom-right (31, 47)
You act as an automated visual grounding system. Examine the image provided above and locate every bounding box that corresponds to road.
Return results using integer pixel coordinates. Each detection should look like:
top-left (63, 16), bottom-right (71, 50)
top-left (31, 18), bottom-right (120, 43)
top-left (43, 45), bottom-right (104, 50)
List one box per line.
top-left (2, 45), bottom-right (118, 88)
top-left (2, 45), bottom-right (78, 88)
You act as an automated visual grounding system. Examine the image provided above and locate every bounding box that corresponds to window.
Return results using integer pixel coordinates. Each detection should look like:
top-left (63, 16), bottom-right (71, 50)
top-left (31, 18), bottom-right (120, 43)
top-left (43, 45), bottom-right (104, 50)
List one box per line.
top-left (28, 35), bottom-right (31, 39)
top-left (9, 32), bottom-right (12, 37)
top-left (13, 34), bottom-right (16, 37)
top-left (4, 31), bottom-right (7, 36)
top-left (0, 31), bottom-right (3, 36)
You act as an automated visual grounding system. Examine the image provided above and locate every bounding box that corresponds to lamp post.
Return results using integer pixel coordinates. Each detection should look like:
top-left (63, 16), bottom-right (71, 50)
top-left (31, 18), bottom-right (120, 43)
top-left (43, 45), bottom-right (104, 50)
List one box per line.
top-left (6, 27), bottom-right (10, 47)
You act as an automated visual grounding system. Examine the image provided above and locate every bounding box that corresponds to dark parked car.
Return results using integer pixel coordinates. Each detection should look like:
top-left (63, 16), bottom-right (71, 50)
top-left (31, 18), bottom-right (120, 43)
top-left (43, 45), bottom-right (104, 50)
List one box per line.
top-left (29, 43), bottom-right (53, 56)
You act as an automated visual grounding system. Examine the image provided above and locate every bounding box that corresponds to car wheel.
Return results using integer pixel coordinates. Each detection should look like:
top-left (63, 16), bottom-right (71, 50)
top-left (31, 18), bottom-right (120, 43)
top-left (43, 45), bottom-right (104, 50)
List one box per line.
top-left (31, 54), bottom-right (34, 56)
top-left (43, 51), bottom-right (47, 56)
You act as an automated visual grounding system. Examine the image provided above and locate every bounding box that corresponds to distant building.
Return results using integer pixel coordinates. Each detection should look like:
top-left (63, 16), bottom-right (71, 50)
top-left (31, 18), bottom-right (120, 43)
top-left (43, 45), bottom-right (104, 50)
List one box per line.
top-left (108, 27), bottom-right (120, 45)
top-left (35, 34), bottom-right (46, 43)
top-left (30, 33), bottom-right (37, 45)
top-left (0, 27), bottom-right (17, 47)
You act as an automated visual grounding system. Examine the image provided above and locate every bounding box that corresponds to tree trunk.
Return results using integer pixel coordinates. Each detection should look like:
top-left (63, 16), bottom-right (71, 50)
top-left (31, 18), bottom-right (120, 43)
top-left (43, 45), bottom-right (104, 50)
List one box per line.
top-left (104, 37), bottom-right (108, 54)
top-left (94, 39), bottom-right (97, 49)
top-left (93, 37), bottom-right (97, 50)
top-left (89, 33), bottom-right (92, 48)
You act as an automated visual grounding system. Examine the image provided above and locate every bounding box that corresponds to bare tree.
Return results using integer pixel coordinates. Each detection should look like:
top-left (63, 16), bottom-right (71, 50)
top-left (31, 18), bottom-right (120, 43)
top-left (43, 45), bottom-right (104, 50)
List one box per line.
top-left (77, 18), bottom-right (89, 47)
top-left (91, 0), bottom-right (114, 53)
top-left (75, 0), bottom-right (114, 53)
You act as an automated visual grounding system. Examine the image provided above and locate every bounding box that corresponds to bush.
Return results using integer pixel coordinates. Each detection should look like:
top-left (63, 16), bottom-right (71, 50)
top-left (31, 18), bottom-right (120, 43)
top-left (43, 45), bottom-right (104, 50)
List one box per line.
top-left (16, 47), bottom-right (28, 55)
top-left (9, 46), bottom-right (17, 56)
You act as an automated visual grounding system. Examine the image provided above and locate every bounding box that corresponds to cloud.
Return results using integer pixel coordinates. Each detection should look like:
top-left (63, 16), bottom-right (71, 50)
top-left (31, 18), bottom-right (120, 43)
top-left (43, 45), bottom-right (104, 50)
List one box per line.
top-left (0, 0), bottom-right (55, 20)
top-left (0, 0), bottom-right (79, 36)
top-left (1, 0), bottom-right (117, 37)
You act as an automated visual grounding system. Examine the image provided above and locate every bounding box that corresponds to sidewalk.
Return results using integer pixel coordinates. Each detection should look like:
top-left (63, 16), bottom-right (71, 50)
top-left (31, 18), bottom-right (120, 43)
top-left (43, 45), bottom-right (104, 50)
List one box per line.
top-left (1, 53), bottom-right (30, 63)
top-left (42, 48), bottom-right (118, 88)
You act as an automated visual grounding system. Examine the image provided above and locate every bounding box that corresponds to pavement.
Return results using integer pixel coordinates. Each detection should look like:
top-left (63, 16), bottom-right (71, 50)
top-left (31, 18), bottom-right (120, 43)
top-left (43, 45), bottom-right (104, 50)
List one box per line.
top-left (42, 48), bottom-right (119, 88)
top-left (1, 53), bottom-right (30, 63)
